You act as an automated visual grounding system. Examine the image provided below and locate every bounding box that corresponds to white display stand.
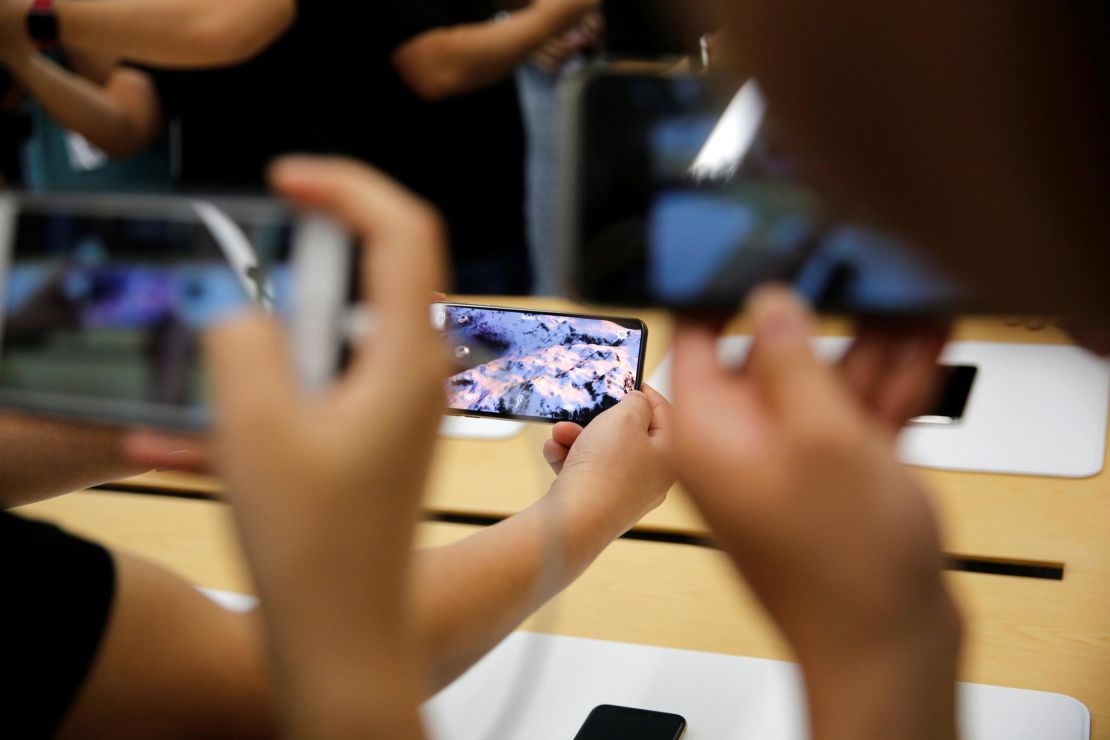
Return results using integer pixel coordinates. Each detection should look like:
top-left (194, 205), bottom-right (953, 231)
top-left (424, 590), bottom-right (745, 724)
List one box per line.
top-left (648, 338), bottom-right (1110, 478)
top-left (423, 631), bottom-right (1090, 740)
top-left (199, 592), bottom-right (1089, 740)
top-left (438, 415), bottom-right (526, 441)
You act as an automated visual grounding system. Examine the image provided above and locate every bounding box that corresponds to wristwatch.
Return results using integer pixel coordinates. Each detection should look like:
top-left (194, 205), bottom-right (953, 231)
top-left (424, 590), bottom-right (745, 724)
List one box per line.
top-left (26, 0), bottom-right (60, 50)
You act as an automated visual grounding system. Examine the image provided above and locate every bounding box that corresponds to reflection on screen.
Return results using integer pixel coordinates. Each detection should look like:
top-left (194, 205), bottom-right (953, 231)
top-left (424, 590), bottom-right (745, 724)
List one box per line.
top-left (0, 207), bottom-right (292, 409)
top-left (576, 74), bottom-right (970, 313)
top-left (440, 307), bottom-right (643, 425)
top-left (645, 82), bottom-right (967, 311)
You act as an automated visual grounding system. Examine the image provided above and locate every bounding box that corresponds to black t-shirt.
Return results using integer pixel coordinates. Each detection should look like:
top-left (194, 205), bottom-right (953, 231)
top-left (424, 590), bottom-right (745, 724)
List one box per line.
top-left (355, 0), bottom-right (529, 290)
top-left (143, 0), bottom-right (529, 291)
top-left (3, 511), bottom-right (117, 738)
top-left (141, 3), bottom-right (382, 190)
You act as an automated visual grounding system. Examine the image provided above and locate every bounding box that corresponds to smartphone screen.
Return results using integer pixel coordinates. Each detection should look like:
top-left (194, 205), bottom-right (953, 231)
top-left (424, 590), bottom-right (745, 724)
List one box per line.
top-left (0, 197), bottom-right (297, 427)
top-left (573, 704), bottom-right (686, 740)
top-left (436, 304), bottom-right (647, 426)
top-left (570, 73), bottom-right (972, 314)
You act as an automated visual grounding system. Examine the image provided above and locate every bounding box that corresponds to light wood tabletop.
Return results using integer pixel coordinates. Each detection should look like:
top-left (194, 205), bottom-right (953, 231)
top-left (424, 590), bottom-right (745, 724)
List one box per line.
top-left (14, 489), bottom-right (1110, 736)
top-left (117, 298), bottom-right (1110, 569)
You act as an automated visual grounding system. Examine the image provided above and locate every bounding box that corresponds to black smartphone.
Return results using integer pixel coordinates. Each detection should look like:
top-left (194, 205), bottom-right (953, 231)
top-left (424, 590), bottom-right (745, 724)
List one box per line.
top-left (562, 71), bottom-right (974, 315)
top-left (913, 364), bottom-right (978, 425)
top-left (433, 303), bottom-right (647, 426)
top-left (573, 704), bottom-right (687, 740)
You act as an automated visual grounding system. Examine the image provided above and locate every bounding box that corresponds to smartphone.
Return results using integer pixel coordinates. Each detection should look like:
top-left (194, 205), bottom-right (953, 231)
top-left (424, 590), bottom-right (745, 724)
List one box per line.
top-left (0, 192), bottom-right (352, 429)
top-left (562, 70), bottom-right (975, 315)
top-left (912, 364), bottom-right (978, 425)
top-left (573, 704), bottom-right (686, 740)
top-left (433, 303), bottom-right (647, 426)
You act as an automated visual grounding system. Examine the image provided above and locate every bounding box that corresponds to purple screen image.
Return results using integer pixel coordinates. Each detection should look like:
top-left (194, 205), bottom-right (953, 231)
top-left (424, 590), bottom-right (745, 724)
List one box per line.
top-left (441, 306), bottom-right (644, 425)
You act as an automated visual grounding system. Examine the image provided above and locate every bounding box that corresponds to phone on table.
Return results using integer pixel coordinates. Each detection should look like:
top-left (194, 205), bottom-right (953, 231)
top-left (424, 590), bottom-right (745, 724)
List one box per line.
top-left (0, 192), bottom-right (352, 429)
top-left (573, 704), bottom-right (686, 740)
top-left (562, 70), bottom-right (977, 315)
top-left (433, 303), bottom-right (647, 426)
top-left (913, 364), bottom-right (978, 425)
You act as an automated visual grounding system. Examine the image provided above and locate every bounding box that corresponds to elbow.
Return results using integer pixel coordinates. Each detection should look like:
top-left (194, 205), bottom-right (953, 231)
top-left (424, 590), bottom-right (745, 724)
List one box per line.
top-left (394, 37), bottom-right (467, 101)
top-left (89, 123), bottom-right (156, 160)
top-left (399, 65), bottom-right (465, 102)
top-left (90, 133), bottom-right (145, 159)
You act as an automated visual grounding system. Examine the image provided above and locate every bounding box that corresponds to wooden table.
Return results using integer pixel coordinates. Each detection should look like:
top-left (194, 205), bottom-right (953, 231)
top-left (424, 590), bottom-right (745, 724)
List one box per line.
top-left (15, 489), bottom-right (1110, 735)
top-left (118, 298), bottom-right (1105, 564)
top-left (75, 297), bottom-right (1110, 733)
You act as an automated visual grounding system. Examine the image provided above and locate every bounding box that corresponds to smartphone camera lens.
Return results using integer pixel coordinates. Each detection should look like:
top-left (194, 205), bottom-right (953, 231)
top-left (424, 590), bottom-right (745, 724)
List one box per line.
top-left (457, 314), bottom-right (470, 325)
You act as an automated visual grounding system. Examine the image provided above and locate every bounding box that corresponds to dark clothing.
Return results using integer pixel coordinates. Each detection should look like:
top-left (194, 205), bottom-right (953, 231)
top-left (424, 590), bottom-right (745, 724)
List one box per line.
top-left (2, 511), bottom-right (116, 739)
top-left (362, 0), bottom-right (531, 293)
top-left (142, 0), bottom-right (531, 293)
top-left (141, 3), bottom-right (373, 189)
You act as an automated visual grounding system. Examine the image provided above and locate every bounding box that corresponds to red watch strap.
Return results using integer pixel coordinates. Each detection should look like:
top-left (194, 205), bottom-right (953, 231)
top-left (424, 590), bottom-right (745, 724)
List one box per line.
top-left (30, 0), bottom-right (54, 12)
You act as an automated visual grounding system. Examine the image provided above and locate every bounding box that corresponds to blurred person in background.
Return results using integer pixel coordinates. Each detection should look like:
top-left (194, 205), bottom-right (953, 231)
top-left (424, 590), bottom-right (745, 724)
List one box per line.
top-left (515, 9), bottom-right (603, 294)
top-left (358, 0), bottom-right (603, 294)
top-left (0, 0), bottom-right (294, 189)
top-left (0, 0), bottom-right (602, 294)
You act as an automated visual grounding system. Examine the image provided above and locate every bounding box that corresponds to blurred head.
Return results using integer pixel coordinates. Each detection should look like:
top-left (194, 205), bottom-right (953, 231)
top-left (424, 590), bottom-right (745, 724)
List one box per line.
top-left (688, 0), bottom-right (1110, 316)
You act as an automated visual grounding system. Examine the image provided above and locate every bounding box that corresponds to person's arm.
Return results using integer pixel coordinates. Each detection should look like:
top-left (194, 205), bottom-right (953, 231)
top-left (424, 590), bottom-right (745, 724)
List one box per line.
top-left (0, 414), bottom-right (150, 508)
top-left (392, 0), bottom-right (597, 100)
top-left (0, 44), bottom-right (160, 157)
top-left (0, 0), bottom-right (294, 68)
top-left (127, 385), bottom-right (674, 697)
top-left (412, 386), bottom-right (672, 690)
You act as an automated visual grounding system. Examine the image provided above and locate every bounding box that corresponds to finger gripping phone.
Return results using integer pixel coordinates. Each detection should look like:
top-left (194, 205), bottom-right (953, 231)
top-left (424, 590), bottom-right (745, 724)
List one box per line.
top-left (0, 192), bottom-right (352, 429)
top-left (573, 704), bottom-right (687, 739)
top-left (434, 303), bottom-right (647, 426)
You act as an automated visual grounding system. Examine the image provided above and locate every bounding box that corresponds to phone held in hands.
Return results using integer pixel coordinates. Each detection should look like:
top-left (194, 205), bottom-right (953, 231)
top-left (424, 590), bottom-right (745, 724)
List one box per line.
top-left (433, 302), bottom-right (647, 426)
top-left (0, 192), bottom-right (353, 429)
top-left (573, 704), bottom-right (687, 740)
top-left (562, 69), bottom-right (979, 316)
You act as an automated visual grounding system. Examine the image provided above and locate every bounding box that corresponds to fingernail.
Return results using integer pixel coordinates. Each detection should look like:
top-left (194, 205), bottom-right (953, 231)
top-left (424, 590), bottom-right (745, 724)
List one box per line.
top-left (751, 288), bottom-right (809, 343)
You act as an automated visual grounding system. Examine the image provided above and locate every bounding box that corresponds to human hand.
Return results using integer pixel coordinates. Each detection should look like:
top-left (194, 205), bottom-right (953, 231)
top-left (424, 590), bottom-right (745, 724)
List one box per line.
top-left (673, 287), bottom-right (960, 737)
top-left (204, 157), bottom-right (445, 738)
top-left (532, 11), bottom-right (602, 72)
top-left (543, 385), bottom-right (674, 530)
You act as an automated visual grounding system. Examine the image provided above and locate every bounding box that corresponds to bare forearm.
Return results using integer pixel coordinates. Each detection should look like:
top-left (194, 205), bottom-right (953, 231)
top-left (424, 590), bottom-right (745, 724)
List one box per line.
top-left (56, 0), bottom-right (295, 67)
top-left (5, 53), bottom-right (156, 156)
top-left (394, 5), bottom-right (585, 100)
top-left (413, 482), bottom-right (627, 691)
top-left (0, 413), bottom-right (148, 506)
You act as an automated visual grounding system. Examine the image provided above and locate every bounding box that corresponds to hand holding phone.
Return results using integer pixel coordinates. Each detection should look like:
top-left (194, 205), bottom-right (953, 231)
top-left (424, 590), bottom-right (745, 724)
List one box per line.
top-left (0, 192), bottom-right (352, 429)
top-left (204, 157), bottom-right (446, 740)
